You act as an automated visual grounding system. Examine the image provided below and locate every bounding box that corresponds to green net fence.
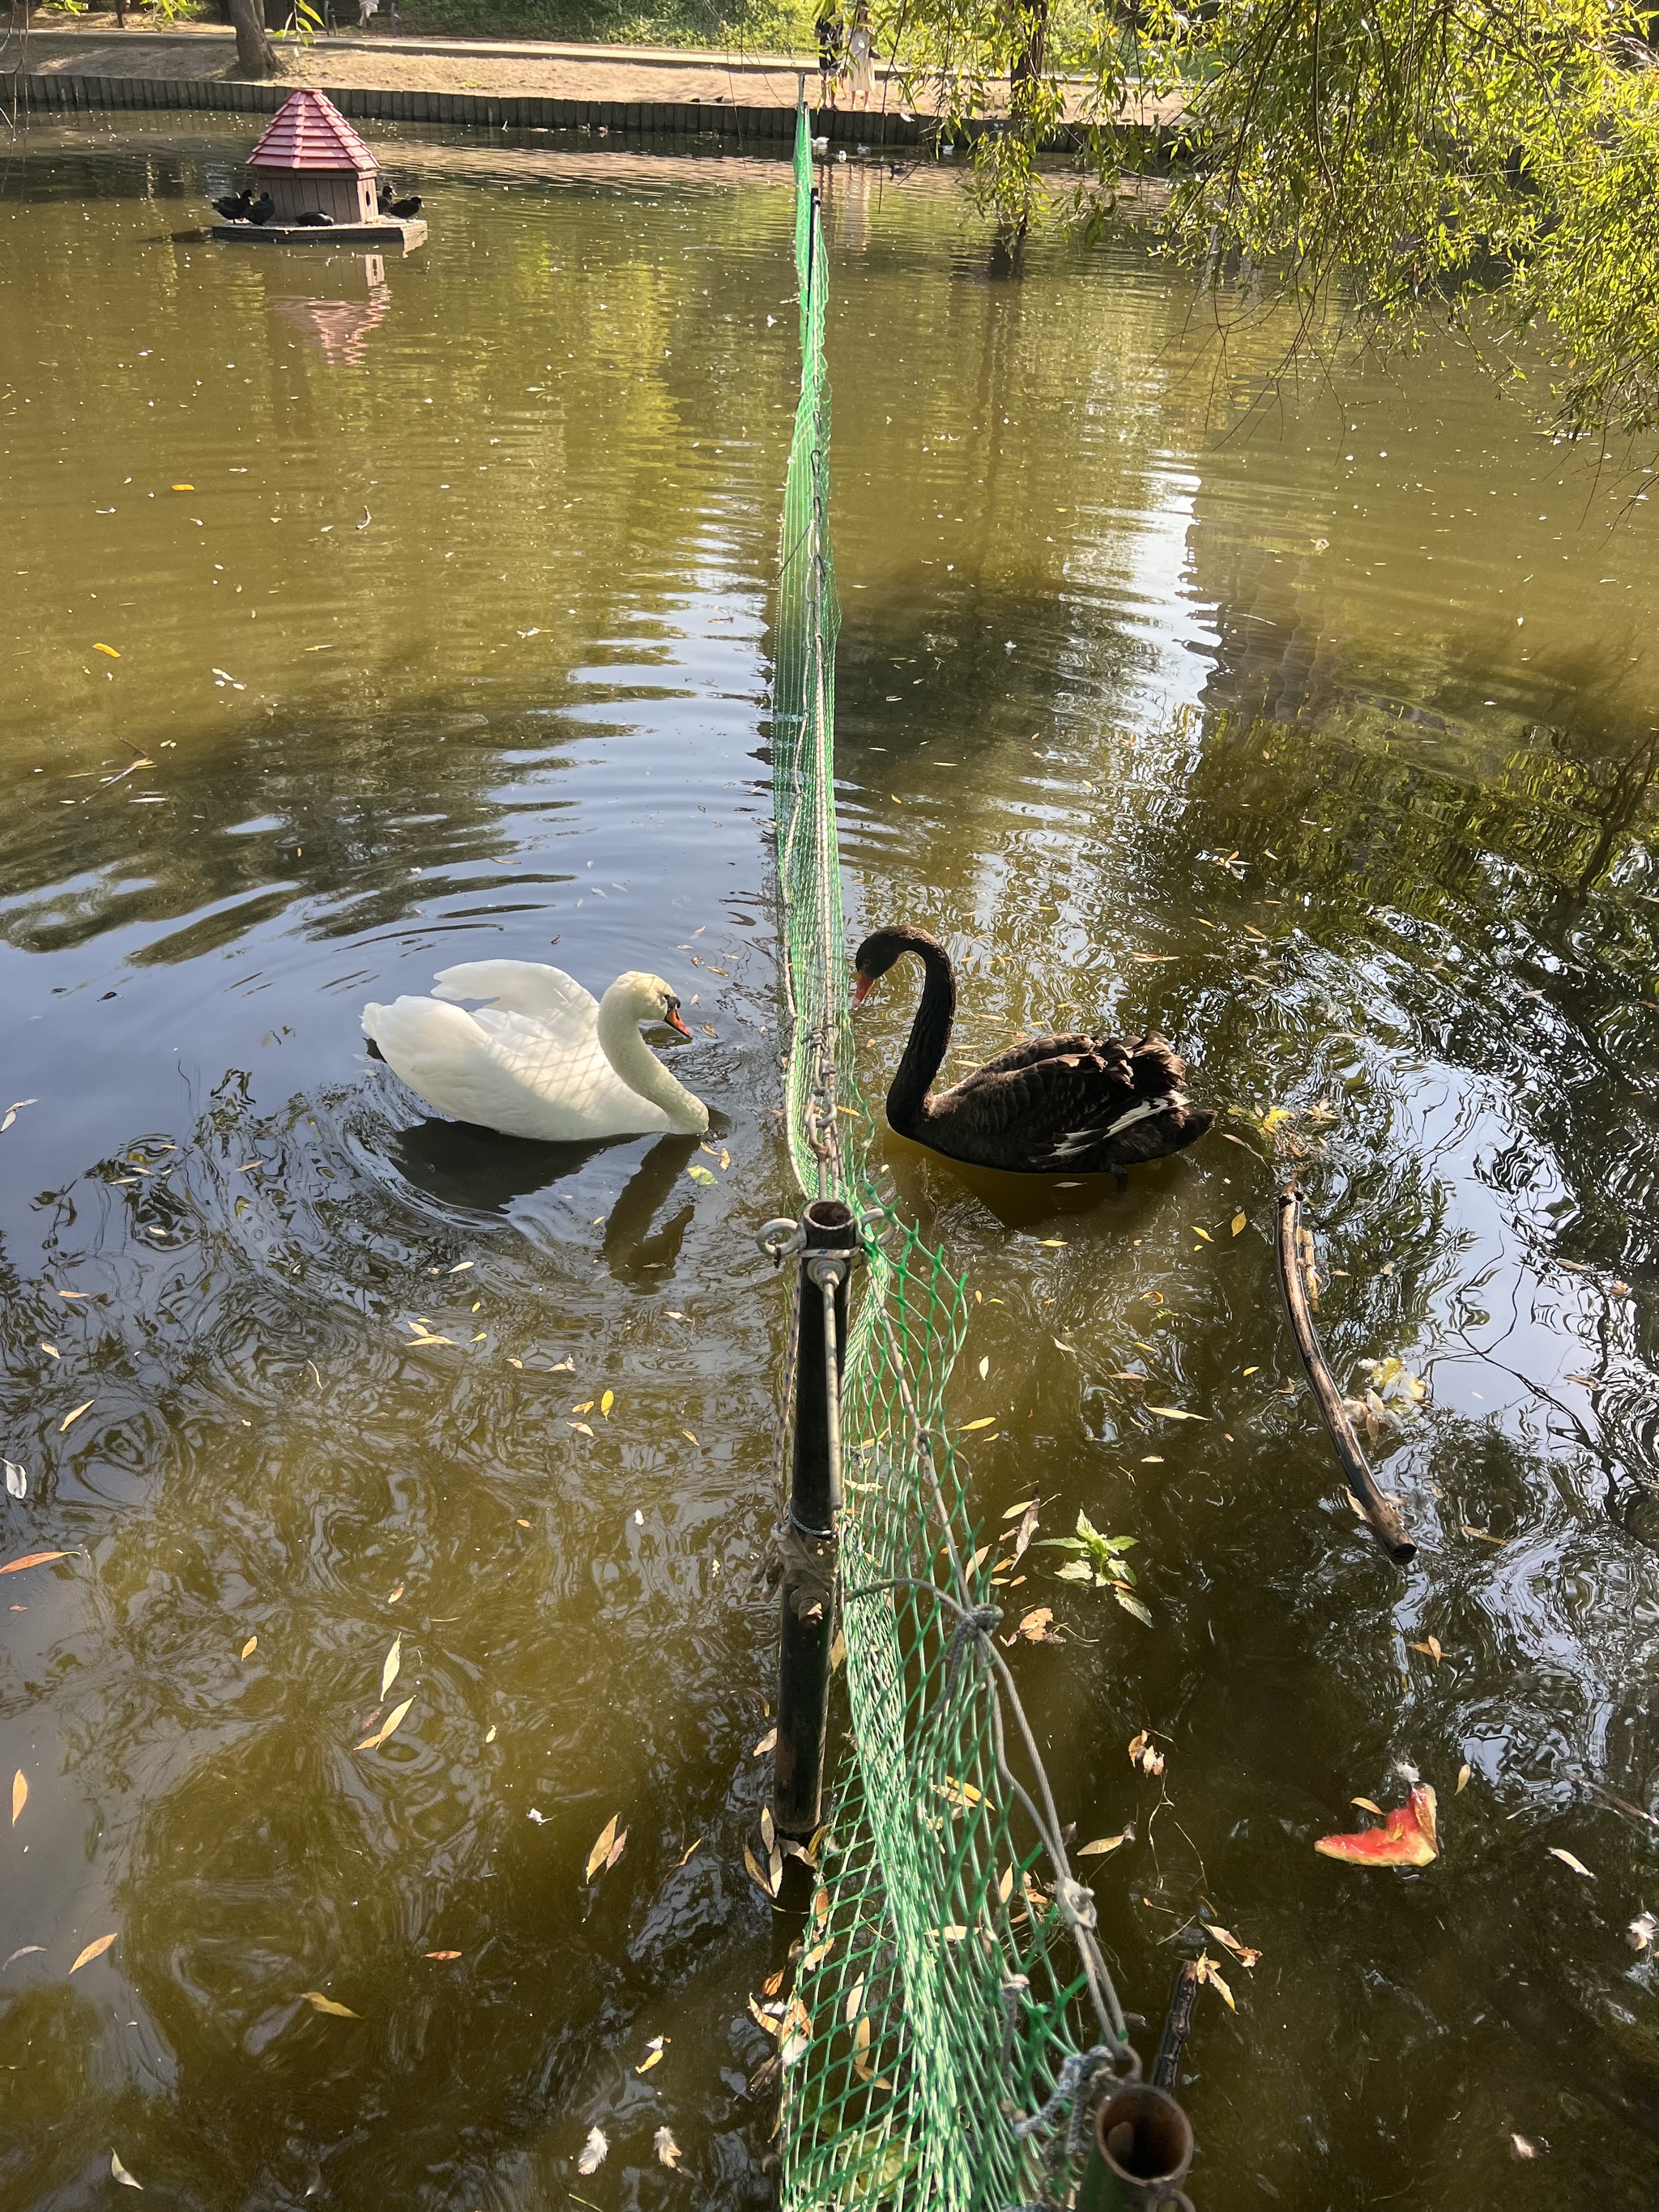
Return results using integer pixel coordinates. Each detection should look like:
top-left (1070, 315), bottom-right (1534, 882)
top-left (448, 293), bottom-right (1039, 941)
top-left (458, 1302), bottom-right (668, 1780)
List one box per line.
top-left (770, 113), bottom-right (1138, 2212)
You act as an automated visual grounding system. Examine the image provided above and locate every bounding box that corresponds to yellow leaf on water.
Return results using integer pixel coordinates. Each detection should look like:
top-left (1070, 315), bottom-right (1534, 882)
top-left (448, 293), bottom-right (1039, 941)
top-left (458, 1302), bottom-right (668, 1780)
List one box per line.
top-left (11, 1771), bottom-right (25, 1825)
top-left (60, 1402), bottom-right (93, 1433)
top-left (1231, 1213), bottom-right (1247, 1235)
top-left (978, 1356), bottom-right (990, 1379)
top-left (600, 1390), bottom-right (614, 1417)
top-left (170, 484), bottom-right (194, 492)
top-left (240, 1636), bottom-right (257, 1660)
top-left (636, 2035), bottom-right (668, 2073)
top-left (1350, 1797), bottom-right (1385, 1816)
top-left (1146, 1406), bottom-right (1207, 1421)
top-left (683, 1430), bottom-right (698, 1445)
top-left (744, 1843), bottom-right (775, 1898)
top-left (958, 1417), bottom-right (997, 1432)
top-left (1456, 1764), bottom-right (1471, 1794)
top-left (356, 1696), bottom-right (413, 1752)
top-left (585, 1815), bottom-right (620, 1881)
top-left (300, 1991), bottom-right (359, 2018)
top-left (70, 1933), bottom-right (117, 1973)
top-left (1547, 1847), bottom-right (1595, 1879)
top-left (1038, 1239), bottom-right (1068, 1248)
top-left (0, 1551), bottom-right (69, 1576)
top-left (1077, 1831), bottom-right (1130, 1858)
top-left (1196, 1954), bottom-right (1236, 2010)
top-left (1002, 1497), bottom-right (1038, 1519)
top-left (93, 642), bottom-right (122, 658)
top-left (424, 1950), bottom-right (462, 1960)
top-left (1192, 1226), bottom-right (1214, 1243)
top-left (381, 1634), bottom-right (403, 1698)
top-left (605, 1828), bottom-right (629, 1872)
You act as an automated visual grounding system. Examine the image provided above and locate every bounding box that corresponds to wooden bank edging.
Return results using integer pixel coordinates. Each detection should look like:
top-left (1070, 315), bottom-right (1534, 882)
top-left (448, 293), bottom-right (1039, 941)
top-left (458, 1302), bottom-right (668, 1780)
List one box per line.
top-left (5, 68), bottom-right (942, 147)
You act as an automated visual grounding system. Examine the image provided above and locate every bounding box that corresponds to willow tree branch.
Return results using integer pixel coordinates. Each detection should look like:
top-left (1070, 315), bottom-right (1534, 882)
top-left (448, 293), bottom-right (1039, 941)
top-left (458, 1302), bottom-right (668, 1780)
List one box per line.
top-left (1276, 1184), bottom-right (1416, 1564)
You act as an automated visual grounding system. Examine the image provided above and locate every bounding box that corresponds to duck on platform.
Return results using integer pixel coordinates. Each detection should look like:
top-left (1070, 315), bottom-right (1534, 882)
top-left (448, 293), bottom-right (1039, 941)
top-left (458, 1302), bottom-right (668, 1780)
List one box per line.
top-left (852, 924), bottom-right (1213, 1179)
top-left (249, 192), bottom-right (275, 225)
top-left (211, 188), bottom-right (254, 221)
top-left (390, 194), bottom-right (423, 220)
top-left (377, 181), bottom-right (395, 212)
top-left (295, 211), bottom-right (337, 227)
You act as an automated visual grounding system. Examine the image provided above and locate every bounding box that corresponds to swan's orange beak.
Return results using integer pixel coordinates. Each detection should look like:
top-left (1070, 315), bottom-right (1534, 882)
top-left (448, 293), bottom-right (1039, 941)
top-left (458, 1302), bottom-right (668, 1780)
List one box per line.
top-left (852, 970), bottom-right (872, 1008)
top-left (665, 1004), bottom-right (692, 1038)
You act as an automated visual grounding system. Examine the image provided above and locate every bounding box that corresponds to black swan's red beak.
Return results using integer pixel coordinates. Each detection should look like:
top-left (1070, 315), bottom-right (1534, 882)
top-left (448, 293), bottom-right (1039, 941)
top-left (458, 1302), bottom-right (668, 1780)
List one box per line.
top-left (665, 1004), bottom-right (692, 1038)
top-left (852, 970), bottom-right (872, 1008)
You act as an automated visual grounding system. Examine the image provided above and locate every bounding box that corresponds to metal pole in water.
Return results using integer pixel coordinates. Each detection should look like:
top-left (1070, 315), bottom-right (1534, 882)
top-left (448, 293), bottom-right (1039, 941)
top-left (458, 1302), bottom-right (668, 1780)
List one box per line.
top-left (1076, 2081), bottom-right (1196, 2212)
top-left (773, 1196), bottom-right (856, 1839)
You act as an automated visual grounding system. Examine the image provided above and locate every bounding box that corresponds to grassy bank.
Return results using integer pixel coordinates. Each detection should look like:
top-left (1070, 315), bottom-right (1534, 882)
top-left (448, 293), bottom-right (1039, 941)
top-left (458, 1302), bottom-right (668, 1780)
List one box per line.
top-left (34, 0), bottom-right (819, 49)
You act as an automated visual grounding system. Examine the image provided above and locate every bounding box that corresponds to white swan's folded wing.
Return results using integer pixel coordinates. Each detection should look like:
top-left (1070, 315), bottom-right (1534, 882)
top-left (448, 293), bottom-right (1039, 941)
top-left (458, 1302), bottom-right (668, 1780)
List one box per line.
top-left (361, 995), bottom-right (553, 1129)
top-left (429, 961), bottom-right (599, 1039)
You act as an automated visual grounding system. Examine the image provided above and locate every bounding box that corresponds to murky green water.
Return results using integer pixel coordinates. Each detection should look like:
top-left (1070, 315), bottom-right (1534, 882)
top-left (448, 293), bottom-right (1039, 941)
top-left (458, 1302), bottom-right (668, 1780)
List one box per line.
top-left (3, 116), bottom-right (1658, 2212)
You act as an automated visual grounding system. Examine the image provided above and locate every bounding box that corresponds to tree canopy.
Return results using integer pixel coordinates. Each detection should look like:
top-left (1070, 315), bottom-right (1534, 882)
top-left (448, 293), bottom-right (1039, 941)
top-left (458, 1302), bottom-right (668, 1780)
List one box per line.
top-left (867, 0), bottom-right (1659, 441)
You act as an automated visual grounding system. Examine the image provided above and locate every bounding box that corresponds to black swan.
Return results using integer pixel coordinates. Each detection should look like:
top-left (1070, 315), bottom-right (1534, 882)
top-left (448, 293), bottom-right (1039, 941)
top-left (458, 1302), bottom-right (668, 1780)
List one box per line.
top-left (390, 194), bottom-right (423, 220)
top-left (852, 924), bottom-right (1214, 1177)
top-left (296, 211), bottom-right (336, 228)
top-left (249, 193), bottom-right (275, 225)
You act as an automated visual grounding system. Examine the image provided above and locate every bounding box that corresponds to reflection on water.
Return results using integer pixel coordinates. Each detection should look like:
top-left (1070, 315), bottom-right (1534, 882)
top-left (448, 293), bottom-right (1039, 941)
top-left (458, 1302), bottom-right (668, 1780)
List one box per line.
top-left (2, 116), bottom-right (1658, 2211)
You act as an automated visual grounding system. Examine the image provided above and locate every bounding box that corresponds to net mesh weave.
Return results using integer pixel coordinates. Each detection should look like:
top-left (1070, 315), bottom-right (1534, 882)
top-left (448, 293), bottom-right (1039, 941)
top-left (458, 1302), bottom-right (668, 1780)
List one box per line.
top-left (771, 115), bottom-right (1118, 2212)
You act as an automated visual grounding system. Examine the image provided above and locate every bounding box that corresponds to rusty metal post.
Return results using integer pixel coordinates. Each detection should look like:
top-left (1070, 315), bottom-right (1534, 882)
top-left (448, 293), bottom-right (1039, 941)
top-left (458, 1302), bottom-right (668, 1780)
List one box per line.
top-left (773, 1197), bottom-right (856, 1838)
top-left (1077, 2081), bottom-right (1195, 2212)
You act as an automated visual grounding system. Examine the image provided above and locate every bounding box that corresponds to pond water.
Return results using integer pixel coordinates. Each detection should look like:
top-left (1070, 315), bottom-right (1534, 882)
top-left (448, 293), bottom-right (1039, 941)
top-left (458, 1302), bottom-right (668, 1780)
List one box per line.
top-left (2, 115), bottom-right (1658, 2212)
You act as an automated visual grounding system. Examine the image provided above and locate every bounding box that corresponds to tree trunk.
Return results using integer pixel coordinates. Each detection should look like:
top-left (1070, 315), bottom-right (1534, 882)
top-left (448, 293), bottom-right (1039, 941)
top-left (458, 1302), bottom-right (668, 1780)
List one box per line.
top-left (227, 0), bottom-right (277, 79)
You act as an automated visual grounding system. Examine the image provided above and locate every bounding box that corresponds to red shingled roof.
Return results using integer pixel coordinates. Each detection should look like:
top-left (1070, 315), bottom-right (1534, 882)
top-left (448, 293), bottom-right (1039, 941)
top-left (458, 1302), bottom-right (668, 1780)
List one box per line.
top-left (249, 90), bottom-right (378, 175)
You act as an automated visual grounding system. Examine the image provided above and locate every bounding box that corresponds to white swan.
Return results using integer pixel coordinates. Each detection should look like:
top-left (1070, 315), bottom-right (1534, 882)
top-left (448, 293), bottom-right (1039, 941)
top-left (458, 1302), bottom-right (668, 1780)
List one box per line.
top-left (361, 961), bottom-right (709, 1142)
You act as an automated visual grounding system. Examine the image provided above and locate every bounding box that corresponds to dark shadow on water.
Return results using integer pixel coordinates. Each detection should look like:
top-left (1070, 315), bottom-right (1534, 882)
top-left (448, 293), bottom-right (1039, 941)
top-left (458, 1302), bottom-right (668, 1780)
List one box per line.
top-left (386, 1114), bottom-right (703, 1288)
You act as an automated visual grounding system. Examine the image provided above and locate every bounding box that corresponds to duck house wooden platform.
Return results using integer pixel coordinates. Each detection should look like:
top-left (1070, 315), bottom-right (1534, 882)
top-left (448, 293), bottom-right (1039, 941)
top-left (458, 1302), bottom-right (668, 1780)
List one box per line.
top-left (211, 89), bottom-right (426, 252)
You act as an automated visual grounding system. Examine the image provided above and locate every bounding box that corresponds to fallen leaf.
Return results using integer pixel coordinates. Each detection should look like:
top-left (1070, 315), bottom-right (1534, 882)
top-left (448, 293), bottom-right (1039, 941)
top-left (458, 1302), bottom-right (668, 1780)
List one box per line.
top-left (1127, 1732), bottom-right (1165, 1777)
top-left (1192, 1225), bottom-right (1214, 1244)
top-left (1146, 1405), bottom-right (1206, 1421)
top-left (958, 1417), bottom-right (997, 1433)
top-left (70, 1933), bottom-right (117, 1972)
top-left (0, 1552), bottom-right (68, 1576)
top-left (59, 1401), bottom-right (93, 1433)
top-left (852, 2013), bottom-right (874, 2080)
top-left (1014, 1606), bottom-right (1058, 1643)
top-left (600, 1389), bottom-right (614, 1417)
top-left (1077, 1831), bottom-right (1131, 1858)
top-left (655, 2127), bottom-right (681, 2169)
top-left (2, 1946), bottom-right (45, 1966)
top-left (569, 1421), bottom-right (595, 1438)
top-left (1231, 1213), bottom-right (1247, 1236)
top-left (1456, 1764), bottom-right (1471, 1793)
top-left (2, 1462), bottom-right (25, 1500)
top-left (1203, 1922), bottom-right (1261, 1968)
top-left (605, 1827), bottom-right (629, 1872)
top-left (978, 1356), bottom-right (990, 1379)
top-left (1626, 1911), bottom-right (1657, 1954)
top-left (1350, 1797), bottom-right (1385, 1817)
top-left (753, 1728), bottom-right (778, 1757)
top-left (683, 1430), bottom-right (699, 1445)
top-left (300, 1990), bottom-right (359, 2017)
top-left (1408, 1635), bottom-right (1444, 1664)
top-left (744, 1843), bottom-right (775, 1897)
top-left (111, 2150), bottom-right (143, 2190)
top-left (381, 1634), bottom-right (402, 1698)
top-left (1547, 1847), bottom-right (1595, 1879)
top-left (585, 1816), bottom-right (621, 1881)
top-left (576, 2126), bottom-right (608, 2174)
top-left (240, 1635), bottom-right (258, 1660)
top-left (637, 2035), bottom-right (668, 2073)
top-left (1194, 1953), bottom-right (1235, 2010)
top-left (356, 1696), bottom-right (414, 1752)
top-left (688, 1164), bottom-right (717, 1185)
top-left (93, 641), bottom-right (122, 658)
top-left (1461, 1524), bottom-right (1507, 1545)
top-left (1315, 1784), bottom-right (1438, 1868)
top-left (11, 1771), bottom-right (24, 1825)
top-left (424, 1950), bottom-right (462, 1960)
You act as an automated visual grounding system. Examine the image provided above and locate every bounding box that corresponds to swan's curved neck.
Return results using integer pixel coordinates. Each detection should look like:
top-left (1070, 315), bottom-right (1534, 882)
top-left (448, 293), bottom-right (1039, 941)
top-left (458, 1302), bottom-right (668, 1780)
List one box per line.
top-left (887, 936), bottom-right (955, 1131)
top-left (596, 990), bottom-right (707, 1134)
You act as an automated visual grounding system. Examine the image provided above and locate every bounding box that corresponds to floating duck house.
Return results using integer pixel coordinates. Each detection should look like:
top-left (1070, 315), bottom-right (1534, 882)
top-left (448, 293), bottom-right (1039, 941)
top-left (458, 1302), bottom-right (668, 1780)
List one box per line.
top-left (213, 91), bottom-right (425, 249)
top-left (251, 90), bottom-right (379, 225)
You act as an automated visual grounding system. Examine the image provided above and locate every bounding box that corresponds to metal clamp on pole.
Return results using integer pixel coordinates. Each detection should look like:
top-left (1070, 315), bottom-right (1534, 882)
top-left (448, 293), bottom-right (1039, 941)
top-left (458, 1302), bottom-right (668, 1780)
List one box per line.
top-left (773, 1196), bottom-right (858, 1839)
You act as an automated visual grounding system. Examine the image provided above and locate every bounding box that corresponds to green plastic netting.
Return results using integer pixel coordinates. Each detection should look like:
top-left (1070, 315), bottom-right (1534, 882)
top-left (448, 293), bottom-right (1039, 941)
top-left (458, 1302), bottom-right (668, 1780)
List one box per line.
top-left (770, 113), bottom-right (1132, 2212)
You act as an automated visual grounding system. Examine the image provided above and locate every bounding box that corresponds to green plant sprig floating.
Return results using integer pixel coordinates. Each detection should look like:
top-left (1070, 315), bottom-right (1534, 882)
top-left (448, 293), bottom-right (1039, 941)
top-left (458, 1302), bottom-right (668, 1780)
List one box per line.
top-left (1034, 1509), bottom-right (1153, 1623)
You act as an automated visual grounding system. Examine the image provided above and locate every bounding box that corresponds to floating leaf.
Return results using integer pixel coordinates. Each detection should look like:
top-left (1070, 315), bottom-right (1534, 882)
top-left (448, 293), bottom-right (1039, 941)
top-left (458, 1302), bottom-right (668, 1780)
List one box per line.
top-left (381, 1634), bottom-right (402, 1698)
top-left (93, 642), bottom-right (122, 658)
top-left (1350, 1797), bottom-right (1385, 1817)
top-left (678, 1838), bottom-right (702, 1866)
top-left (599, 1390), bottom-right (614, 1418)
top-left (11, 1771), bottom-right (24, 1825)
top-left (605, 1827), bottom-right (629, 1872)
top-left (1192, 1225), bottom-right (1214, 1244)
top-left (1013, 1607), bottom-right (1058, 1643)
top-left (1077, 1831), bottom-right (1131, 1859)
top-left (1547, 1847), bottom-right (1595, 1879)
top-left (1315, 1785), bottom-right (1438, 1868)
top-left (3, 1461), bottom-right (25, 1500)
top-left (958, 1417), bottom-right (997, 1433)
top-left (70, 1933), bottom-right (117, 1972)
top-left (636, 2035), bottom-right (668, 2073)
top-left (240, 1636), bottom-right (258, 1660)
top-left (59, 1402), bottom-right (93, 1433)
top-left (1145, 1405), bottom-right (1206, 1421)
top-left (744, 1843), bottom-right (775, 1897)
top-left (585, 1816), bottom-right (620, 1881)
top-left (753, 1728), bottom-right (778, 1757)
top-left (424, 1950), bottom-right (462, 1961)
top-left (110, 2151), bottom-right (143, 2190)
top-left (1408, 1635), bottom-right (1444, 1664)
top-left (1456, 1763), bottom-right (1471, 1794)
top-left (1127, 1731), bottom-right (1165, 1777)
top-left (1112, 1588), bottom-right (1154, 1626)
top-left (569, 1421), bottom-right (595, 1438)
top-left (978, 1356), bottom-right (989, 1379)
top-left (654, 2128), bottom-right (681, 2170)
top-left (356, 1696), bottom-right (413, 1752)
top-left (1231, 1213), bottom-right (1247, 1236)
top-left (1203, 1923), bottom-right (1261, 1968)
top-left (2, 1946), bottom-right (44, 1966)
top-left (687, 1165), bottom-right (717, 1185)
top-left (576, 2128), bottom-right (608, 2175)
top-left (300, 1990), bottom-right (359, 2017)
top-left (1194, 1953), bottom-right (1236, 2010)
top-left (852, 2013), bottom-right (874, 2080)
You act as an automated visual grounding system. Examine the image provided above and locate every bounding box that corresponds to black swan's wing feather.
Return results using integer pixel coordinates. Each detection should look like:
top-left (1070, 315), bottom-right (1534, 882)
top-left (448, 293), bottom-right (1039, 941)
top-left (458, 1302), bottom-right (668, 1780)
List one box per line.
top-left (948, 1032), bottom-right (1098, 1085)
top-left (925, 1033), bottom-right (1205, 1173)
